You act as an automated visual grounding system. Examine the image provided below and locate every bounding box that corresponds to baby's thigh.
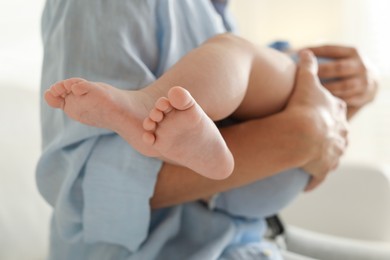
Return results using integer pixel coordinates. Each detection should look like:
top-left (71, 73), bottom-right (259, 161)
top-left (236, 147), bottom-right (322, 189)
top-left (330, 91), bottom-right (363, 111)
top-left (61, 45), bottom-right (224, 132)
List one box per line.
top-left (234, 47), bottom-right (296, 119)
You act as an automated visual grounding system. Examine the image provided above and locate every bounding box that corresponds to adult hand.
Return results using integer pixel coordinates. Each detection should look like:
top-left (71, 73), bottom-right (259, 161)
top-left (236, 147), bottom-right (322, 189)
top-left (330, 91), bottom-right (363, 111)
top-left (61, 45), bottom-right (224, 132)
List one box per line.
top-left (286, 50), bottom-right (349, 191)
top-left (308, 45), bottom-right (378, 117)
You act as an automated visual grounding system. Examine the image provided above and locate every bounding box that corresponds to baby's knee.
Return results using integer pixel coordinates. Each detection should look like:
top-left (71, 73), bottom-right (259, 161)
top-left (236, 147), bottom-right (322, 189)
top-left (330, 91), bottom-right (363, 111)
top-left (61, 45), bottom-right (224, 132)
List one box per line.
top-left (204, 33), bottom-right (249, 49)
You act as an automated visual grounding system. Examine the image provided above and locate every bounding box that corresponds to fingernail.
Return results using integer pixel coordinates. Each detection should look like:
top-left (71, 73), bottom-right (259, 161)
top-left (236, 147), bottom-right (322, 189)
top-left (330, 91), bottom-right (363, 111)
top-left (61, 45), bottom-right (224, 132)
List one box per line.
top-left (301, 50), bottom-right (313, 57)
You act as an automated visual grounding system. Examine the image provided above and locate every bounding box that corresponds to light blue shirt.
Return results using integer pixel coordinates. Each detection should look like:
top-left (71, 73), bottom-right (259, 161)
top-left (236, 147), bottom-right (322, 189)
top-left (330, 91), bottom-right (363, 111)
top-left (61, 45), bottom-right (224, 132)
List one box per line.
top-left (37, 0), bottom-right (309, 259)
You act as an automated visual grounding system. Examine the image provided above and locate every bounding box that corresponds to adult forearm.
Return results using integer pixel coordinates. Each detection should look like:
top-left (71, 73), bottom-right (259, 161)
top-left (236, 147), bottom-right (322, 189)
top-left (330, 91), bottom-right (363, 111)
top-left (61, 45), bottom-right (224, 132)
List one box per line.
top-left (150, 110), bottom-right (313, 209)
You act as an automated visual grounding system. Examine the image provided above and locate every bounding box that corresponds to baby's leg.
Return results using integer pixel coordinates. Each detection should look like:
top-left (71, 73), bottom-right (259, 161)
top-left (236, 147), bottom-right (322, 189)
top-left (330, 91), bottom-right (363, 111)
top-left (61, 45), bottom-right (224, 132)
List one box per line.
top-left (44, 34), bottom-right (293, 180)
top-left (142, 34), bottom-right (295, 121)
top-left (232, 46), bottom-right (296, 120)
top-left (45, 78), bottom-right (233, 179)
top-left (141, 35), bottom-right (295, 178)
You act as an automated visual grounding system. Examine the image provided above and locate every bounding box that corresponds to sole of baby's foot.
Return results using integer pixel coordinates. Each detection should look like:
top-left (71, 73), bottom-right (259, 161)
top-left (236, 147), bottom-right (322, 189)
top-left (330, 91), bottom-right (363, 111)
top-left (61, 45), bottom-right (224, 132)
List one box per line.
top-left (44, 77), bottom-right (160, 157)
top-left (45, 78), bottom-right (129, 128)
top-left (142, 86), bottom-right (234, 180)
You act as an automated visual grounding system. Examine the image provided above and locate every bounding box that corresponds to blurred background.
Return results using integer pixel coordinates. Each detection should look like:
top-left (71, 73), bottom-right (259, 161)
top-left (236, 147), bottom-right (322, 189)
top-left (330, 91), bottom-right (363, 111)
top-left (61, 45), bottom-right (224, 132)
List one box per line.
top-left (0, 0), bottom-right (389, 259)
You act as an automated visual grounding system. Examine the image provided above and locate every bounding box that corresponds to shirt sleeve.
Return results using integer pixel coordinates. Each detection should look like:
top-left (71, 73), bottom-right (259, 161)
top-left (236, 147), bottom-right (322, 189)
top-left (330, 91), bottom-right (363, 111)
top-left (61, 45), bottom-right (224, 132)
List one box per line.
top-left (38, 0), bottom-right (163, 252)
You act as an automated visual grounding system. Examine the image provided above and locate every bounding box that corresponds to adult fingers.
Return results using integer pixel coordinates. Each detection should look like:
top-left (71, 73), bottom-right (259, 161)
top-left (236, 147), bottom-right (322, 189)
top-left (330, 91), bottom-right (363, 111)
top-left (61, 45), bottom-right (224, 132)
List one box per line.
top-left (324, 76), bottom-right (367, 98)
top-left (308, 45), bottom-right (358, 59)
top-left (344, 93), bottom-right (374, 107)
top-left (298, 50), bottom-right (318, 76)
top-left (318, 58), bottom-right (365, 79)
top-left (325, 75), bottom-right (377, 107)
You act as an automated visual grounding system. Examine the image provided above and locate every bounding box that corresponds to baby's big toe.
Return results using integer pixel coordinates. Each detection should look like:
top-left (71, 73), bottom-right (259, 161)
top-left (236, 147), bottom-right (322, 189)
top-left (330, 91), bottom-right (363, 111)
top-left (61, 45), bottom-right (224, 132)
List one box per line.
top-left (168, 86), bottom-right (195, 111)
top-left (44, 90), bottom-right (65, 108)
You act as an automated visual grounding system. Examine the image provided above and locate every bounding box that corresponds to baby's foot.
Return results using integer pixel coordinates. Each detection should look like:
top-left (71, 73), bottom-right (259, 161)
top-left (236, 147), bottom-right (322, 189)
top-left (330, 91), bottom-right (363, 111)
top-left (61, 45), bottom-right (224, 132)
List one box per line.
top-left (44, 77), bottom-right (159, 156)
top-left (142, 86), bottom-right (234, 179)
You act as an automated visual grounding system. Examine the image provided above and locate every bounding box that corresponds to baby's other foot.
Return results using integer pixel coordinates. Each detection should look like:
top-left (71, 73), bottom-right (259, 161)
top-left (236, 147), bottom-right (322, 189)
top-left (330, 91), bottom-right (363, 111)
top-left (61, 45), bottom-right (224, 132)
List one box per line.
top-left (143, 86), bottom-right (234, 179)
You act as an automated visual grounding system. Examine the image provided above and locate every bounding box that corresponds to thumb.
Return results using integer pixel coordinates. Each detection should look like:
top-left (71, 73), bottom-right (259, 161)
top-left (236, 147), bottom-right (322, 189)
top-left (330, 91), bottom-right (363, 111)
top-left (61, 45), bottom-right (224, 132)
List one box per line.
top-left (298, 50), bottom-right (318, 76)
top-left (304, 176), bottom-right (324, 192)
top-left (287, 49), bottom-right (322, 107)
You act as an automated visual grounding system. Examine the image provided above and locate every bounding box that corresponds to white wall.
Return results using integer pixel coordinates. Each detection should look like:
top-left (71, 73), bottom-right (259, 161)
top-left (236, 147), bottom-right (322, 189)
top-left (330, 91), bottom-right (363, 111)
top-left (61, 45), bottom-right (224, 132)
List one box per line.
top-left (0, 0), bottom-right (45, 90)
top-left (230, 0), bottom-right (345, 47)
